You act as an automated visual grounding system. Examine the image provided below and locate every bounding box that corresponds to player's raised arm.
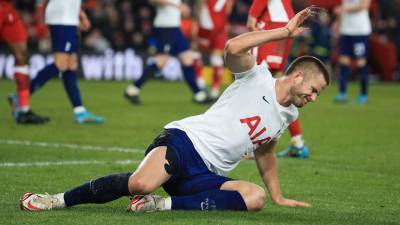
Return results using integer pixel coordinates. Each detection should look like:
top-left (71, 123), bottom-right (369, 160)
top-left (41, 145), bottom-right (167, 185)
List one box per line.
top-left (224, 7), bottom-right (313, 74)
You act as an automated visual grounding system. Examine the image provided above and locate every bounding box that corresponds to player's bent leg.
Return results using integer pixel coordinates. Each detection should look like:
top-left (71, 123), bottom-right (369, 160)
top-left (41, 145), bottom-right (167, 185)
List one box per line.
top-left (220, 180), bottom-right (266, 211)
top-left (8, 42), bottom-right (50, 124)
top-left (30, 52), bottom-right (68, 94)
top-left (20, 172), bottom-right (133, 211)
top-left (128, 146), bottom-right (172, 195)
top-left (124, 55), bottom-right (168, 105)
top-left (61, 54), bottom-right (104, 124)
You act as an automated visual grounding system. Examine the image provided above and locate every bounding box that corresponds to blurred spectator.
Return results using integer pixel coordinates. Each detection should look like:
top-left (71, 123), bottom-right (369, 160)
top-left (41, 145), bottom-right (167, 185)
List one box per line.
top-left (309, 10), bottom-right (333, 64)
top-left (374, 0), bottom-right (400, 77)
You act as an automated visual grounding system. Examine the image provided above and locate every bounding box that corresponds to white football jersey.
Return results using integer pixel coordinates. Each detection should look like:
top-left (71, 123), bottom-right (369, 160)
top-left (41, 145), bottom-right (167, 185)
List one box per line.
top-left (153, 0), bottom-right (181, 28)
top-left (340, 0), bottom-right (371, 35)
top-left (165, 63), bottom-right (298, 176)
top-left (45, 0), bottom-right (81, 25)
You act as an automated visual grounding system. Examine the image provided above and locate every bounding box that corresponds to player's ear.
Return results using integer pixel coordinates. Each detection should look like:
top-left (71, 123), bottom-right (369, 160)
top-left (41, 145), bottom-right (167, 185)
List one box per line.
top-left (293, 70), bottom-right (304, 85)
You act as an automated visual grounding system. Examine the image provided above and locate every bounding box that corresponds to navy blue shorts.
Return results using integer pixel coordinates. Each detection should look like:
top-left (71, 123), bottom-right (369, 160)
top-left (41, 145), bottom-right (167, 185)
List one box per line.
top-left (153, 28), bottom-right (190, 56)
top-left (49, 25), bottom-right (79, 53)
top-left (339, 35), bottom-right (369, 58)
top-left (145, 129), bottom-right (232, 196)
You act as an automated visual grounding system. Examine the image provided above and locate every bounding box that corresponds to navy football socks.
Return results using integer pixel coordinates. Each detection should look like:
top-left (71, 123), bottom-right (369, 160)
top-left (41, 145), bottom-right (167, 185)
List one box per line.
top-left (181, 65), bottom-right (200, 94)
top-left (30, 63), bottom-right (60, 94)
top-left (134, 63), bottom-right (159, 88)
top-left (62, 70), bottom-right (83, 107)
top-left (64, 173), bottom-right (132, 207)
top-left (359, 65), bottom-right (369, 95)
top-left (171, 189), bottom-right (247, 211)
top-left (339, 64), bottom-right (350, 94)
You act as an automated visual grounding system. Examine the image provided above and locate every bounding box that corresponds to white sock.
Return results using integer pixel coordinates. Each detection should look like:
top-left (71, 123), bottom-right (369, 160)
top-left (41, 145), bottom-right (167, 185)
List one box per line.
top-left (54, 193), bottom-right (66, 208)
top-left (194, 91), bottom-right (207, 101)
top-left (126, 84), bottom-right (140, 96)
top-left (291, 135), bottom-right (304, 148)
top-left (20, 106), bottom-right (30, 113)
top-left (163, 197), bottom-right (172, 211)
top-left (73, 106), bottom-right (86, 114)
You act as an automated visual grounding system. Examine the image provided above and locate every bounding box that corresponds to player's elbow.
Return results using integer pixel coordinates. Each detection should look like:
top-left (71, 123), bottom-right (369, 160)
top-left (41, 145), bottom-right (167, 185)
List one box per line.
top-left (225, 39), bottom-right (243, 56)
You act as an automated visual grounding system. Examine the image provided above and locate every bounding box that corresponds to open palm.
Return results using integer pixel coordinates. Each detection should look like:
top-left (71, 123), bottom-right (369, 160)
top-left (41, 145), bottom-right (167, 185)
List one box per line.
top-left (285, 6), bottom-right (323, 38)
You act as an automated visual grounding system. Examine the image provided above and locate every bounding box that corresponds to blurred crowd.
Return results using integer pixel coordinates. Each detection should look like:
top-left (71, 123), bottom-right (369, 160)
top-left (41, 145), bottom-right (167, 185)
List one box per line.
top-left (9, 0), bottom-right (400, 80)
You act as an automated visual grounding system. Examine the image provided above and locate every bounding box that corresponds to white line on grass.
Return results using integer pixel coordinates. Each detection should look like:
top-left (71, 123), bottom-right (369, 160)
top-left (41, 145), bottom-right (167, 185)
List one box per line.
top-left (0, 159), bottom-right (140, 168)
top-left (0, 139), bottom-right (144, 153)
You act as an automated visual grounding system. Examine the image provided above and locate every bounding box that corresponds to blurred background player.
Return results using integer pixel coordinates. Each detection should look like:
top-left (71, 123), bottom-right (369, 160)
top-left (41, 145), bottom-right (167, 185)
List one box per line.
top-left (1, 0), bottom-right (49, 124)
top-left (309, 9), bottom-right (332, 65)
top-left (29, 0), bottom-right (104, 124)
top-left (334, 0), bottom-right (371, 104)
top-left (246, 0), bottom-right (308, 158)
top-left (124, 0), bottom-right (209, 104)
top-left (194, 0), bottom-right (234, 100)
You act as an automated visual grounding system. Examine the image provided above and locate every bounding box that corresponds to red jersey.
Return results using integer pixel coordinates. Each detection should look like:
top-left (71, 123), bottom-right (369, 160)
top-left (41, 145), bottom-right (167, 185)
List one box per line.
top-left (0, 0), bottom-right (28, 43)
top-left (198, 0), bottom-right (232, 31)
top-left (249, 0), bottom-right (294, 23)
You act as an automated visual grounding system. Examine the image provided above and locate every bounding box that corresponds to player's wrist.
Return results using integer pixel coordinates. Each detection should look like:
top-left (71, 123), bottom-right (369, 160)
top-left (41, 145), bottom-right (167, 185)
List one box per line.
top-left (283, 27), bottom-right (292, 38)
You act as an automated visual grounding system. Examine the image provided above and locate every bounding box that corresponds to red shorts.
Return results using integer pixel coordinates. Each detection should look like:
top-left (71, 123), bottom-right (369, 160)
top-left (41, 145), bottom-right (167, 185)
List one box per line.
top-left (197, 28), bottom-right (227, 52)
top-left (252, 22), bottom-right (292, 71)
top-left (0, 3), bottom-right (28, 43)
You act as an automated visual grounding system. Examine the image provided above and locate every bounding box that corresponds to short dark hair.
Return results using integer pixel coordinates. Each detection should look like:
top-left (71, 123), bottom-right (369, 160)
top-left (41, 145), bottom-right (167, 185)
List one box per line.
top-left (284, 55), bottom-right (331, 85)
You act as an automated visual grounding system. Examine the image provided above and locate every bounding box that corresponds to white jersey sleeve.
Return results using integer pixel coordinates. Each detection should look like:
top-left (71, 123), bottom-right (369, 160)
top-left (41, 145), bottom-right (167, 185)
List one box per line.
top-left (45, 0), bottom-right (81, 25)
top-left (165, 63), bottom-right (298, 176)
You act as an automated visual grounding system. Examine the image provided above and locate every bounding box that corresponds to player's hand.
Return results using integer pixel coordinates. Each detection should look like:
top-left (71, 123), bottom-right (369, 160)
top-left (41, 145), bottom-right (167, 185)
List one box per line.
top-left (285, 6), bottom-right (323, 38)
top-left (79, 11), bottom-right (91, 32)
top-left (273, 197), bottom-right (311, 208)
top-left (246, 15), bottom-right (259, 31)
top-left (79, 19), bottom-right (91, 32)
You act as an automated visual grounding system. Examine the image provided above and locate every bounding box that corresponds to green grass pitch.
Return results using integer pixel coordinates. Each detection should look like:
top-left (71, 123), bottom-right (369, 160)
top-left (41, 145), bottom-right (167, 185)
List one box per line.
top-left (0, 79), bottom-right (399, 225)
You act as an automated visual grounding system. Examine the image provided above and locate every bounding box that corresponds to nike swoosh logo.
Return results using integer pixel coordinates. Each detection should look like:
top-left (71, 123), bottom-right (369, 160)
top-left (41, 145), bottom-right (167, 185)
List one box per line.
top-left (262, 96), bottom-right (270, 104)
top-left (27, 200), bottom-right (41, 211)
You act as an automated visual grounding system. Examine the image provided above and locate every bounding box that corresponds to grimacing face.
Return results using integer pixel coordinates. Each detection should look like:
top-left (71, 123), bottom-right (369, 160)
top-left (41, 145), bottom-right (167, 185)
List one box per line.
top-left (290, 73), bottom-right (327, 108)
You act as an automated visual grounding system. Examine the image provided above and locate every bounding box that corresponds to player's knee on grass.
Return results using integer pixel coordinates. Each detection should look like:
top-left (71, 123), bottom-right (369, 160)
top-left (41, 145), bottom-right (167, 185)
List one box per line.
top-left (243, 185), bottom-right (266, 211)
top-left (222, 181), bottom-right (266, 211)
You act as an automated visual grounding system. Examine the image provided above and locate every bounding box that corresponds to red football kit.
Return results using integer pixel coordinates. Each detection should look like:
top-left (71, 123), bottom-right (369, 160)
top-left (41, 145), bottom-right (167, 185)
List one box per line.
top-left (249, 0), bottom-right (294, 71)
top-left (0, 0), bottom-right (28, 43)
top-left (198, 0), bottom-right (232, 51)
